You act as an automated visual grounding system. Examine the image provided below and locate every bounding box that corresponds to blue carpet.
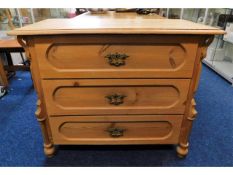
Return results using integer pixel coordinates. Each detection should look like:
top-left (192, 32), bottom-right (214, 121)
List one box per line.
top-left (0, 65), bottom-right (232, 167)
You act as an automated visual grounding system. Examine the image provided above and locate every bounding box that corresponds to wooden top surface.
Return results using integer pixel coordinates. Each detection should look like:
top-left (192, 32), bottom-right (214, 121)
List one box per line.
top-left (8, 11), bottom-right (225, 36)
top-left (0, 39), bottom-right (22, 49)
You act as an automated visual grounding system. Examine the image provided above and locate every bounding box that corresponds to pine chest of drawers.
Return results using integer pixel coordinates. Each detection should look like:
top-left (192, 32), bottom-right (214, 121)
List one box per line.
top-left (8, 12), bottom-right (224, 157)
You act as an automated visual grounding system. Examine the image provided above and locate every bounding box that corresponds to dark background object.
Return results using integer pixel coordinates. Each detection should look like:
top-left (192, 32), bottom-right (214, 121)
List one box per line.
top-left (136, 9), bottom-right (160, 15)
top-left (218, 14), bottom-right (233, 28)
top-left (75, 9), bottom-right (87, 15)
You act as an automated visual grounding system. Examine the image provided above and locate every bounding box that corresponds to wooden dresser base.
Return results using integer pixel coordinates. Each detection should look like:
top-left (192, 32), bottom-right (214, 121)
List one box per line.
top-left (7, 9), bottom-right (224, 158)
top-left (31, 35), bottom-right (210, 158)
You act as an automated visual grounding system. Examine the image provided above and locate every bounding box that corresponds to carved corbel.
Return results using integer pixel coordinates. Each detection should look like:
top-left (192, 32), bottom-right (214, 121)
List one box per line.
top-left (17, 36), bottom-right (31, 61)
top-left (35, 100), bottom-right (45, 122)
top-left (187, 99), bottom-right (198, 121)
top-left (194, 35), bottom-right (214, 93)
top-left (200, 35), bottom-right (214, 60)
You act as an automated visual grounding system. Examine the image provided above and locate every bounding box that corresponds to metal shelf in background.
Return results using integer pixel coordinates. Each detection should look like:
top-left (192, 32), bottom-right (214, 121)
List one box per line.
top-left (203, 59), bottom-right (233, 86)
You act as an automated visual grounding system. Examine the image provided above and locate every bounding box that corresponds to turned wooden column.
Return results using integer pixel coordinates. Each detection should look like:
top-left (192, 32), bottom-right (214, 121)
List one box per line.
top-left (35, 100), bottom-right (55, 157)
top-left (177, 98), bottom-right (197, 157)
top-left (18, 36), bottom-right (55, 157)
top-left (177, 36), bottom-right (214, 158)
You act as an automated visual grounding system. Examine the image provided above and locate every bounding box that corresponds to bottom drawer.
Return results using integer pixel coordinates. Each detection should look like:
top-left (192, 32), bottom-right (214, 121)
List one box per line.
top-left (49, 115), bottom-right (182, 144)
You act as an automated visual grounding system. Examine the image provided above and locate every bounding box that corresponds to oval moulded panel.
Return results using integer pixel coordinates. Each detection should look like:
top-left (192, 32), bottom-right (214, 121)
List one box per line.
top-left (46, 44), bottom-right (187, 70)
top-left (53, 86), bottom-right (180, 109)
top-left (42, 79), bottom-right (190, 115)
top-left (58, 121), bottom-right (173, 140)
top-left (48, 115), bottom-right (183, 144)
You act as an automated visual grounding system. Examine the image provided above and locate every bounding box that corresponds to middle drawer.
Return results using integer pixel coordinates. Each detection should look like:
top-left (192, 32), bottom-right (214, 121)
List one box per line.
top-left (42, 79), bottom-right (190, 116)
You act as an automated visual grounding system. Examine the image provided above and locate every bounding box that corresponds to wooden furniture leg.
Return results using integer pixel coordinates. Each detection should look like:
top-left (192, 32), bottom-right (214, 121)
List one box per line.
top-left (176, 36), bottom-right (214, 158)
top-left (35, 99), bottom-right (55, 157)
top-left (5, 51), bottom-right (14, 66)
top-left (4, 51), bottom-right (16, 78)
top-left (20, 36), bottom-right (55, 157)
top-left (0, 55), bottom-right (8, 87)
top-left (177, 98), bottom-right (197, 157)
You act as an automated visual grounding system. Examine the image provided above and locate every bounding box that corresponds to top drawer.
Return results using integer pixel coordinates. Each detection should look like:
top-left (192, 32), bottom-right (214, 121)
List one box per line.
top-left (33, 35), bottom-right (199, 79)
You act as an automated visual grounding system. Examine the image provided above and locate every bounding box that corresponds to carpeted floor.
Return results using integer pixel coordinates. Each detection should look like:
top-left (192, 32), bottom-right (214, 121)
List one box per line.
top-left (0, 65), bottom-right (232, 167)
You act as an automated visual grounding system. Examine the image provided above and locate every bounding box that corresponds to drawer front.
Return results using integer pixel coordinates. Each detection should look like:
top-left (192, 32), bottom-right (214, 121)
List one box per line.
top-left (49, 115), bottom-right (182, 144)
top-left (34, 35), bottom-right (198, 78)
top-left (42, 79), bottom-right (190, 115)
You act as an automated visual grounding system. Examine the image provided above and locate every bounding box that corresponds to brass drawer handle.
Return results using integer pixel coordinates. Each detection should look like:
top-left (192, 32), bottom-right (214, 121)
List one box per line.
top-left (107, 127), bottom-right (125, 137)
top-left (105, 94), bottom-right (126, 105)
top-left (105, 52), bottom-right (129, 67)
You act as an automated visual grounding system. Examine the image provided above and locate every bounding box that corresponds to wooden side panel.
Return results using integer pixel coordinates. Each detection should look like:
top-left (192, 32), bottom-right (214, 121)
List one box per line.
top-left (49, 115), bottom-right (183, 144)
top-left (34, 35), bottom-right (198, 78)
top-left (42, 79), bottom-right (190, 115)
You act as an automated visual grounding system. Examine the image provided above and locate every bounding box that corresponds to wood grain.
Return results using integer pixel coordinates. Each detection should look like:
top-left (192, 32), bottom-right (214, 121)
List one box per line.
top-left (34, 35), bottom-right (198, 79)
top-left (0, 39), bottom-right (22, 49)
top-left (7, 11), bottom-right (225, 36)
top-left (49, 115), bottom-right (183, 144)
top-left (42, 79), bottom-right (190, 116)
